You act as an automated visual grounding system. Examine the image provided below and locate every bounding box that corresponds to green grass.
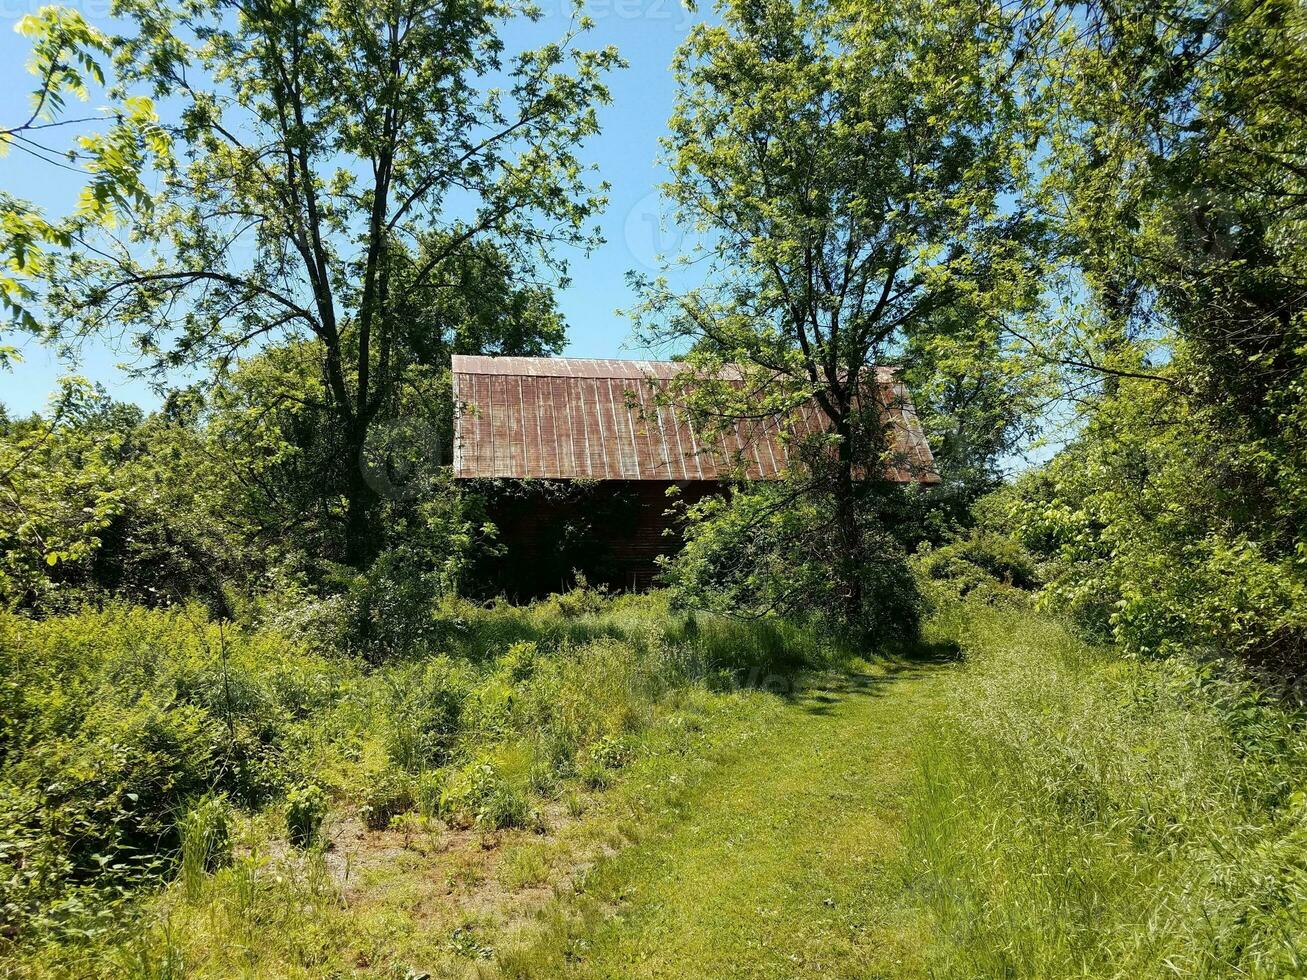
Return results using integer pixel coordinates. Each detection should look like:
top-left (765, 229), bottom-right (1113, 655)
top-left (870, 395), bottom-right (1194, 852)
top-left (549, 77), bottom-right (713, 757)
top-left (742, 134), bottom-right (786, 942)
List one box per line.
top-left (496, 653), bottom-right (953, 978)
top-left (904, 604), bottom-right (1307, 979)
top-left (0, 589), bottom-right (853, 976)
top-left (6, 597), bottom-right (1305, 978)
top-left (498, 603), bottom-right (1307, 979)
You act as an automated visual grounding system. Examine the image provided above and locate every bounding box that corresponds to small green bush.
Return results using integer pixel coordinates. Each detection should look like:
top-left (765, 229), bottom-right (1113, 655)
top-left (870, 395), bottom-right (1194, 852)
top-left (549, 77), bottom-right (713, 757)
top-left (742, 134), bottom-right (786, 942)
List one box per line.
top-left (359, 769), bottom-right (415, 831)
top-left (577, 734), bottom-right (636, 789)
top-left (499, 640), bottom-right (541, 683)
top-left (382, 658), bottom-right (469, 771)
top-left (914, 531), bottom-right (1039, 605)
top-left (414, 770), bottom-right (446, 819)
top-left (537, 578), bottom-right (609, 619)
top-left (350, 545), bottom-right (444, 658)
top-left (440, 762), bottom-right (535, 830)
top-left (284, 783), bottom-right (327, 849)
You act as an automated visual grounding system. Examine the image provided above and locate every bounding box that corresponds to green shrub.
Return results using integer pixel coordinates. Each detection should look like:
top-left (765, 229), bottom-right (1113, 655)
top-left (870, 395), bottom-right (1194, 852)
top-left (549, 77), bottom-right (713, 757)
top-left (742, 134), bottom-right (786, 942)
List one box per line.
top-left (476, 784), bottom-right (535, 831)
top-left (538, 579), bottom-right (610, 619)
top-left (440, 762), bottom-right (535, 830)
top-left (359, 769), bottom-right (414, 831)
top-left (499, 640), bottom-right (541, 683)
top-left (575, 757), bottom-right (609, 790)
top-left (285, 783), bottom-right (327, 849)
top-left (577, 735), bottom-right (636, 790)
top-left (34, 696), bottom-right (219, 861)
top-left (0, 787), bottom-right (80, 940)
top-left (463, 675), bottom-right (516, 740)
top-left (0, 690), bottom-right (221, 940)
top-left (381, 658), bottom-right (469, 771)
top-left (413, 770), bottom-right (446, 819)
top-left (663, 481), bottom-right (922, 642)
top-left (913, 531), bottom-right (1039, 605)
top-left (926, 531), bottom-right (1037, 587)
top-left (256, 569), bottom-right (357, 655)
top-left (350, 545), bottom-right (443, 658)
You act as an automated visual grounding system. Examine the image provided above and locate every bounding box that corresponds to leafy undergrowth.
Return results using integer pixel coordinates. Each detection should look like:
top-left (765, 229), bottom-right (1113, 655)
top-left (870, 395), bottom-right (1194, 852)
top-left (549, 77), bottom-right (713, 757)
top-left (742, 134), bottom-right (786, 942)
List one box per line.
top-left (0, 589), bottom-right (851, 977)
top-left (41, 682), bottom-right (794, 978)
top-left (6, 596), bottom-right (1306, 978)
top-left (906, 604), bottom-right (1307, 978)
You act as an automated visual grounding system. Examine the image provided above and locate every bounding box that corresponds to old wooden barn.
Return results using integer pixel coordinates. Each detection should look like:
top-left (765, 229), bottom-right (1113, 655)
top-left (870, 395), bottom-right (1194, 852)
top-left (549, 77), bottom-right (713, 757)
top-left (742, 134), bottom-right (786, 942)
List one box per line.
top-left (451, 355), bottom-right (938, 595)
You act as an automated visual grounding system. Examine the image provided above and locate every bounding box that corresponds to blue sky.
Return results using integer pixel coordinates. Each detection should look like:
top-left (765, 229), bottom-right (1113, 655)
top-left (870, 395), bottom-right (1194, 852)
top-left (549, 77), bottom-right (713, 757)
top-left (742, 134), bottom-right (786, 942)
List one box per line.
top-left (0, 0), bottom-right (702, 414)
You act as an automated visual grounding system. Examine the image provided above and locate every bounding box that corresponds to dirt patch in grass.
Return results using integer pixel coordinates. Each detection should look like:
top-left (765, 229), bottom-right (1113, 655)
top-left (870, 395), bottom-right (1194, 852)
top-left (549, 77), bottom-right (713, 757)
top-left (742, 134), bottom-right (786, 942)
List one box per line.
top-left (304, 796), bottom-right (624, 957)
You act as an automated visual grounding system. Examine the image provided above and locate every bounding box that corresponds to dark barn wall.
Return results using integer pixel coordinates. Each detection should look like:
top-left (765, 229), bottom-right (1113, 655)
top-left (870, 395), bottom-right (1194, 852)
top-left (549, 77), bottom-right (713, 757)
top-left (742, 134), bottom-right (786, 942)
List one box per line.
top-left (473, 479), bottom-right (723, 599)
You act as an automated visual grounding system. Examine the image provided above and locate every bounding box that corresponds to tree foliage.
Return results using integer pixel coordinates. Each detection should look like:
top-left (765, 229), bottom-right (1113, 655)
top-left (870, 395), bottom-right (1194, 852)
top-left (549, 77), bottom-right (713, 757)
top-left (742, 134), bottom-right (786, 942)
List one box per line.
top-left (31, 0), bottom-right (619, 564)
top-left (663, 481), bottom-right (922, 638)
top-left (641, 0), bottom-right (1045, 630)
top-left (0, 382), bottom-right (121, 609)
top-left (1, 6), bottom-right (166, 341)
top-left (993, 0), bottom-right (1307, 676)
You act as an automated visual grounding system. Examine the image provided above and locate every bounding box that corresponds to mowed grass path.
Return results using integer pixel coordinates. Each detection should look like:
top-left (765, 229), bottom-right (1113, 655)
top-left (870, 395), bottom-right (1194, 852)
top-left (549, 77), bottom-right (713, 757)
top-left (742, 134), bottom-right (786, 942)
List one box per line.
top-left (509, 655), bottom-right (953, 978)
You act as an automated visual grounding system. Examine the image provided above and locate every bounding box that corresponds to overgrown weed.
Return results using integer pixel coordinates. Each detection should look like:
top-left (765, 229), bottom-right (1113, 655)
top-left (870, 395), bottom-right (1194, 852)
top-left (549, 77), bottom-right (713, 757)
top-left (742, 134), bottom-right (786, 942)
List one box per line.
top-left (907, 603), bottom-right (1307, 978)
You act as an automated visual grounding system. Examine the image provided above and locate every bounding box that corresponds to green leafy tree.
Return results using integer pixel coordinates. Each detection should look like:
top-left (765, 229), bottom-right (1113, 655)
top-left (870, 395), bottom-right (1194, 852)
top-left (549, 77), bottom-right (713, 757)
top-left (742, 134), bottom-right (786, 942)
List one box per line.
top-left (0, 385), bottom-right (245, 613)
top-left (34, 0), bottom-right (620, 565)
top-left (663, 480), bottom-right (922, 636)
top-left (902, 300), bottom-right (1047, 535)
top-left (0, 381), bottom-right (122, 609)
top-left (984, 0), bottom-right (1307, 673)
top-left (637, 0), bottom-right (1043, 629)
top-left (2, 6), bottom-right (166, 344)
top-left (202, 233), bottom-right (566, 567)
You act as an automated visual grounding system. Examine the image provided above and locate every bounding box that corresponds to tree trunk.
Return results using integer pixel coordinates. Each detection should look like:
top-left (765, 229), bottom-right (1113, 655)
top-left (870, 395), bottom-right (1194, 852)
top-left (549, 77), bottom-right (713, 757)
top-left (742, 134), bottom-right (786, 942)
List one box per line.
top-left (833, 417), bottom-right (865, 630)
top-left (343, 421), bottom-right (381, 569)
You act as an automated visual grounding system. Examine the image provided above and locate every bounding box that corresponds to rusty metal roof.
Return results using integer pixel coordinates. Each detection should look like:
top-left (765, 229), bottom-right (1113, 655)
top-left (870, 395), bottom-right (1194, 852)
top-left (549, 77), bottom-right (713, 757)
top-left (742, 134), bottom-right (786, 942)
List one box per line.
top-left (452, 355), bottom-right (938, 483)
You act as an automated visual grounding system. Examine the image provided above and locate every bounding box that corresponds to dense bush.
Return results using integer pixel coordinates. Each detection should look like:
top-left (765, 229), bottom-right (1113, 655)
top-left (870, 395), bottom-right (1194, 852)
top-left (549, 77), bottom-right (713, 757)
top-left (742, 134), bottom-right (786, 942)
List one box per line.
top-left (284, 783), bottom-right (327, 849)
top-left (991, 373), bottom-right (1307, 680)
top-left (177, 795), bottom-right (233, 899)
top-left (381, 658), bottom-right (470, 770)
top-left (0, 605), bottom-right (347, 941)
top-left (662, 481), bottom-right (923, 643)
top-left (0, 388), bottom-right (256, 616)
top-left (439, 760), bottom-right (536, 830)
top-left (358, 769), bottom-right (416, 831)
top-left (913, 531), bottom-right (1040, 606)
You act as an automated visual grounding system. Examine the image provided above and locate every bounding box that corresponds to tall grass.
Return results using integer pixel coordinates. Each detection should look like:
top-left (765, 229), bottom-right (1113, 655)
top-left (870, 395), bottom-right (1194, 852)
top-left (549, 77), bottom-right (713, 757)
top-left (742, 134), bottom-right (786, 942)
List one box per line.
top-left (0, 587), bottom-right (850, 972)
top-left (907, 603), bottom-right (1307, 978)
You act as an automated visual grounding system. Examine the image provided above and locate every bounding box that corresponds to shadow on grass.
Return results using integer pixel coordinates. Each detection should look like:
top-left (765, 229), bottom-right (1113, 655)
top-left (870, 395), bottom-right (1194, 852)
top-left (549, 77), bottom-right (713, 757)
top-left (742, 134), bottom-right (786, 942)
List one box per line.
top-left (787, 637), bottom-right (962, 715)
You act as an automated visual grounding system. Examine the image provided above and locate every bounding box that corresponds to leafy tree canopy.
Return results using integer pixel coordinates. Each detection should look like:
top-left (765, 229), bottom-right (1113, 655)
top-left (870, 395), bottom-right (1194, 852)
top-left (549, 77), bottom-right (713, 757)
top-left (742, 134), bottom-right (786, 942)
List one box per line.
top-left (641, 0), bottom-right (1048, 628)
top-left (1, 6), bottom-right (165, 348)
top-left (28, 0), bottom-right (621, 563)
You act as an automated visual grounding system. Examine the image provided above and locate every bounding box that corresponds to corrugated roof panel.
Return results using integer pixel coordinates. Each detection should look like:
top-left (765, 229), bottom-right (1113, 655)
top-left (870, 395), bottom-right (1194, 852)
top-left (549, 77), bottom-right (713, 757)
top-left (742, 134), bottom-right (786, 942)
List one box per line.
top-left (451, 355), bottom-right (938, 483)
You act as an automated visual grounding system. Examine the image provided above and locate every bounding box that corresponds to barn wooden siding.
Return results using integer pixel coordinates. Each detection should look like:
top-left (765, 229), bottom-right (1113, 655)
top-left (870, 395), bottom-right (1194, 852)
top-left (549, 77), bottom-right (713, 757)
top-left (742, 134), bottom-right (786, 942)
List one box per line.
top-left (486, 479), bottom-right (724, 594)
top-left (451, 355), bottom-right (939, 483)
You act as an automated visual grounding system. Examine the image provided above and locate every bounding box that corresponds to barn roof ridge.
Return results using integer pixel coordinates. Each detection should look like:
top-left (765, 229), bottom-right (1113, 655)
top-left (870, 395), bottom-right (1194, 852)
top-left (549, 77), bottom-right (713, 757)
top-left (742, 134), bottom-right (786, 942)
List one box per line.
top-left (451, 353), bottom-right (899, 383)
